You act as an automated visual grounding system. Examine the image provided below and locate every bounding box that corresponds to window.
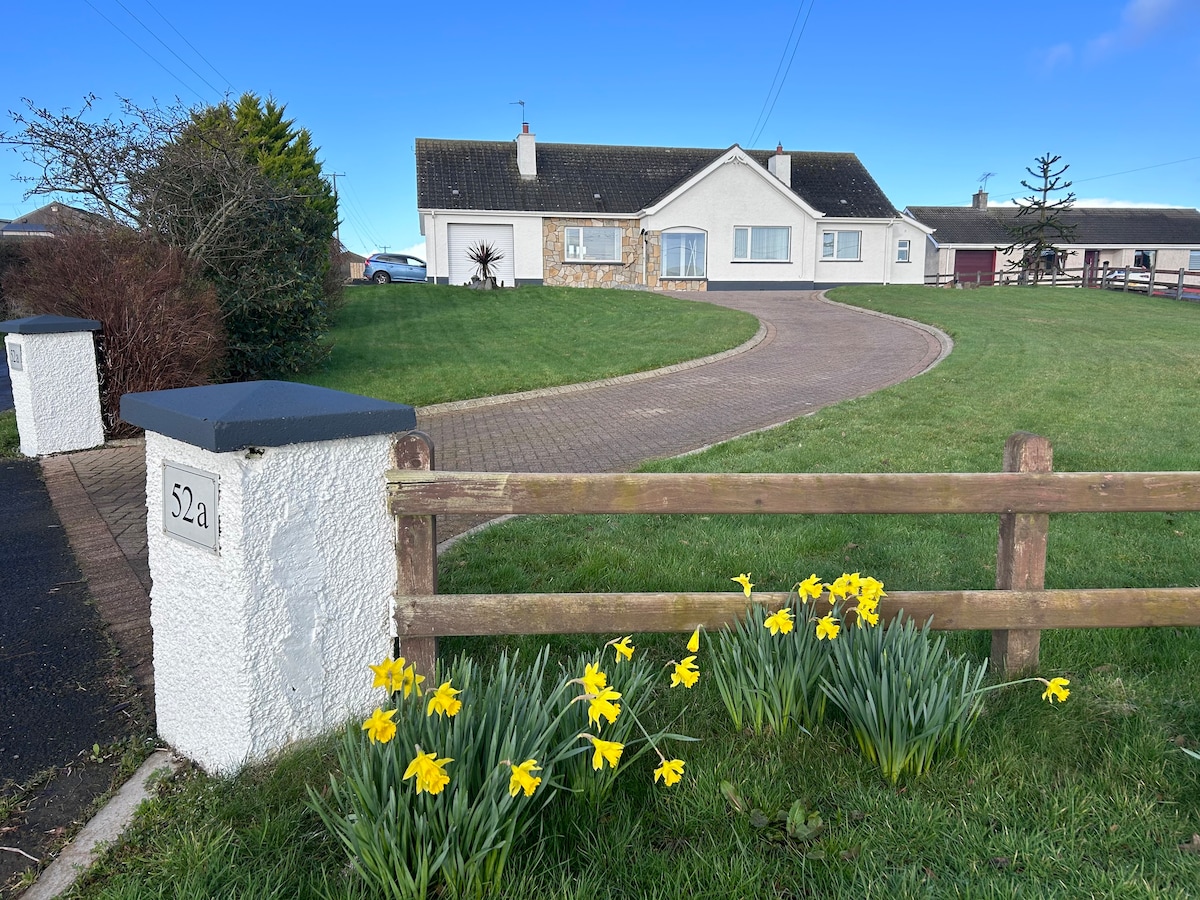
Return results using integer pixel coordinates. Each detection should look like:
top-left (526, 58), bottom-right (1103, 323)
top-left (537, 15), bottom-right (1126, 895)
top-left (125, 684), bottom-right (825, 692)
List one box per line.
top-left (565, 226), bottom-right (621, 262)
top-left (1134, 249), bottom-right (1156, 269)
top-left (822, 231), bottom-right (861, 260)
top-left (661, 231), bottom-right (706, 278)
top-left (896, 239), bottom-right (911, 263)
top-left (1189, 250), bottom-right (1200, 271)
top-left (732, 226), bottom-right (790, 261)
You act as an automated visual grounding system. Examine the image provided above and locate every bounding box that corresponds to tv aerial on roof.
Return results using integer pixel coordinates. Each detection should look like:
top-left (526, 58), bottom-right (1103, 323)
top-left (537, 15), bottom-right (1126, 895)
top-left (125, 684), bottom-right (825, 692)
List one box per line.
top-left (510, 100), bottom-right (527, 126)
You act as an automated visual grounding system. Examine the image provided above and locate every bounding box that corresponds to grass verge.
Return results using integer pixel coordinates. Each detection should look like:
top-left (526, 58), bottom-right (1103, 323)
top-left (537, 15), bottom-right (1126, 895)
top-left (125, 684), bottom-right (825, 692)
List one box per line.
top-left (297, 283), bottom-right (758, 406)
top-left (68, 286), bottom-right (1200, 898)
top-left (0, 409), bottom-right (18, 457)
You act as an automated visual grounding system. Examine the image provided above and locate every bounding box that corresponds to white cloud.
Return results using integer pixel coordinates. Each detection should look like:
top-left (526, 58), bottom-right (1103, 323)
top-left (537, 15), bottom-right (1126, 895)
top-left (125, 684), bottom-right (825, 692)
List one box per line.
top-left (1086, 0), bottom-right (1193, 60)
top-left (399, 241), bottom-right (427, 261)
top-left (1040, 42), bottom-right (1075, 70)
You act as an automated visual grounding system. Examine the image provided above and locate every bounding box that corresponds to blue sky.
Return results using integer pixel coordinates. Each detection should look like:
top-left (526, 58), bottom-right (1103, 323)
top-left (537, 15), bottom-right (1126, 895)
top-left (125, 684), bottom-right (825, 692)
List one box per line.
top-left (4, 0), bottom-right (1200, 258)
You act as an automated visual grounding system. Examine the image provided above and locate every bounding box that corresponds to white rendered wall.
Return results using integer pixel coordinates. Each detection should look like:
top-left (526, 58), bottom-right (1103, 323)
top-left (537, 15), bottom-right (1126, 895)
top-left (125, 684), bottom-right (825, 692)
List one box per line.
top-left (146, 431), bottom-right (398, 774)
top-left (644, 158), bottom-right (816, 283)
top-left (424, 211), bottom-right (544, 281)
top-left (4, 331), bottom-right (104, 456)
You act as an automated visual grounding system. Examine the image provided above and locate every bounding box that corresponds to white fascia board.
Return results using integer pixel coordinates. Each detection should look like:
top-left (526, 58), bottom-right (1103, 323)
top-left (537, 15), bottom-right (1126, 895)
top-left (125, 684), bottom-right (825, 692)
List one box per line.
top-left (639, 146), bottom-right (823, 219)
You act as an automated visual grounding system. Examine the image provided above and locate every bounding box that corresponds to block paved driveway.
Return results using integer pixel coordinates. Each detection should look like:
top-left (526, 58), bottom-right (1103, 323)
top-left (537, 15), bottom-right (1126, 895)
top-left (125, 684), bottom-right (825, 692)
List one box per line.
top-left (417, 291), bottom-right (947, 536)
top-left (46, 290), bottom-right (948, 702)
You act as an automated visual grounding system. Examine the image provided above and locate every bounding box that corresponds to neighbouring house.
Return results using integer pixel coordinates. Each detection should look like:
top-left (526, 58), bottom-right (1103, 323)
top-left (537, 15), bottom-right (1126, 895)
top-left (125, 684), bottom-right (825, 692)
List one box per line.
top-left (0, 202), bottom-right (108, 239)
top-left (415, 127), bottom-right (930, 290)
top-left (908, 192), bottom-right (1200, 284)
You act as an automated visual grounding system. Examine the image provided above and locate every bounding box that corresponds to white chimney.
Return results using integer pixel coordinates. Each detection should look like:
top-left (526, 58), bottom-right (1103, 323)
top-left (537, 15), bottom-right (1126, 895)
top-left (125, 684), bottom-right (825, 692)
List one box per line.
top-left (767, 143), bottom-right (791, 187)
top-left (516, 123), bottom-right (537, 180)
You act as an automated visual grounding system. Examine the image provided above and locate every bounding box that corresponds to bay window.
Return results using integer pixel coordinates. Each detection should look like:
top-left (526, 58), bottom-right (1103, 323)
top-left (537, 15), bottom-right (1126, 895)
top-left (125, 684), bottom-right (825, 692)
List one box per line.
top-left (661, 230), bottom-right (706, 278)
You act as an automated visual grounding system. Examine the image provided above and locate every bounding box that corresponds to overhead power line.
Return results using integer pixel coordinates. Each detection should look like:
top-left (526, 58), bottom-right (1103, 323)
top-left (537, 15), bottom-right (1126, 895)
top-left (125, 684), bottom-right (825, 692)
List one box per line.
top-left (142, 0), bottom-right (234, 91)
top-left (747, 0), bottom-right (819, 149)
top-left (81, 0), bottom-right (207, 101)
top-left (108, 0), bottom-right (224, 99)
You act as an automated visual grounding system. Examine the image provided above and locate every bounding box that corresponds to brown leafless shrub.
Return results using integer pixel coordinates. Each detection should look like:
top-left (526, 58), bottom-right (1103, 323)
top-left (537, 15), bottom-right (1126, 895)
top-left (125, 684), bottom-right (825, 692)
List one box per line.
top-left (2, 231), bottom-right (224, 437)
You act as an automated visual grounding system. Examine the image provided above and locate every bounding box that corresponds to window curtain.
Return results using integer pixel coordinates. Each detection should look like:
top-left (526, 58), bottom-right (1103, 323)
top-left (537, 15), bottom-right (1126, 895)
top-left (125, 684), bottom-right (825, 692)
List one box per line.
top-left (751, 227), bottom-right (789, 260)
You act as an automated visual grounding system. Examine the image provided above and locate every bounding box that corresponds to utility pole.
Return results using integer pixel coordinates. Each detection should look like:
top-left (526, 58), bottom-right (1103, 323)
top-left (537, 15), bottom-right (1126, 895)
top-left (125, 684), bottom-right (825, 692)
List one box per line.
top-left (328, 172), bottom-right (346, 249)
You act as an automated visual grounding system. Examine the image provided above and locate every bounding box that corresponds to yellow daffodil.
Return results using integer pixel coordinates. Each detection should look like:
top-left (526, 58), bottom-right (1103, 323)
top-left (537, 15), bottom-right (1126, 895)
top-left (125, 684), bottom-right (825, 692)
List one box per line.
top-left (369, 656), bottom-right (400, 690)
top-left (426, 680), bottom-right (463, 718)
top-left (1041, 677), bottom-right (1070, 703)
top-left (612, 636), bottom-right (635, 663)
top-left (856, 606), bottom-right (880, 628)
top-left (795, 574), bottom-right (824, 604)
top-left (361, 707), bottom-right (397, 744)
top-left (763, 607), bottom-right (794, 635)
top-left (588, 686), bottom-right (623, 726)
top-left (654, 758), bottom-right (685, 786)
top-left (403, 750), bottom-right (453, 795)
top-left (816, 614), bottom-right (841, 641)
top-left (392, 663), bottom-right (426, 698)
top-left (508, 759), bottom-right (542, 797)
top-left (687, 626), bottom-right (701, 653)
top-left (732, 573), bottom-right (754, 597)
top-left (670, 656), bottom-right (700, 688)
top-left (828, 573), bottom-right (860, 601)
top-left (583, 735), bottom-right (625, 770)
top-left (859, 576), bottom-right (886, 605)
top-left (581, 661), bottom-right (608, 696)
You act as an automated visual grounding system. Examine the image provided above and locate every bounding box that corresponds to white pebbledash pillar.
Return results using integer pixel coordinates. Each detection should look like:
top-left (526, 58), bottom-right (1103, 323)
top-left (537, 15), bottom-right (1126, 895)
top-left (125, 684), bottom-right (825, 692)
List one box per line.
top-left (121, 381), bottom-right (417, 774)
top-left (1, 315), bottom-right (105, 456)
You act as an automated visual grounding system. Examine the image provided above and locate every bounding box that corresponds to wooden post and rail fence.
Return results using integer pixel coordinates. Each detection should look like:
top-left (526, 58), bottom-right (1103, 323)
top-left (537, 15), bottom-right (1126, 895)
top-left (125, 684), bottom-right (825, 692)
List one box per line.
top-left (925, 264), bottom-right (1200, 300)
top-left (389, 432), bottom-right (1200, 677)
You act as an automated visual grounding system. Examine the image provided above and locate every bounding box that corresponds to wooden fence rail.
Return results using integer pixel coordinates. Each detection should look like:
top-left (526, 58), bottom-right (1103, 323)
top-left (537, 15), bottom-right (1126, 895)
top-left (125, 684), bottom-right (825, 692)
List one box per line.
top-left (925, 264), bottom-right (1200, 300)
top-left (389, 432), bottom-right (1200, 676)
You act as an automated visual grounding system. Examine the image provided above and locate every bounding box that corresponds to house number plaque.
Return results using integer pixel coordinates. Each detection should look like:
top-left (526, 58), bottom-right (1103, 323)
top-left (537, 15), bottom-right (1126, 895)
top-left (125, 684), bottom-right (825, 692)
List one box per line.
top-left (7, 343), bottom-right (22, 371)
top-left (162, 461), bottom-right (219, 552)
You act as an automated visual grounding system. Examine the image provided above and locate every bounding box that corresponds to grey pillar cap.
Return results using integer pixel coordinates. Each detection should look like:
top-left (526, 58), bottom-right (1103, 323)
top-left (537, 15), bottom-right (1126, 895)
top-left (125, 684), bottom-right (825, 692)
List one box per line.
top-left (121, 381), bottom-right (417, 452)
top-left (0, 315), bottom-right (103, 334)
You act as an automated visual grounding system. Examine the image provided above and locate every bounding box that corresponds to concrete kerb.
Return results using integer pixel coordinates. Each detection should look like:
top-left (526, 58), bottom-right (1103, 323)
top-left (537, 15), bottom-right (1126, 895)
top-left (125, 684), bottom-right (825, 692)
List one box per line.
top-left (21, 751), bottom-right (181, 900)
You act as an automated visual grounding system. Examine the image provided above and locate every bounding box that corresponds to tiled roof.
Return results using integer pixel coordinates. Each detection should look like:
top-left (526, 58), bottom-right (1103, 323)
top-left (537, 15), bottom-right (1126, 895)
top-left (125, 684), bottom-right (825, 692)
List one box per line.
top-left (907, 205), bottom-right (1200, 245)
top-left (416, 139), bottom-right (900, 218)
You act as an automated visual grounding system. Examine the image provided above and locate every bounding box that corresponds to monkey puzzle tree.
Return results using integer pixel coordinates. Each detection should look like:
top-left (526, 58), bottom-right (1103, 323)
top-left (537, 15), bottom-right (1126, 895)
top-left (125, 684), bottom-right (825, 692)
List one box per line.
top-left (1003, 153), bottom-right (1077, 284)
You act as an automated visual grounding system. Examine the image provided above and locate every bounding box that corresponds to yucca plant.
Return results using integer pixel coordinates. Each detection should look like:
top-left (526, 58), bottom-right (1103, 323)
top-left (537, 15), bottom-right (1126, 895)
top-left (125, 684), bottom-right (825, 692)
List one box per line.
top-left (466, 241), bottom-right (505, 283)
top-left (821, 611), bottom-right (989, 784)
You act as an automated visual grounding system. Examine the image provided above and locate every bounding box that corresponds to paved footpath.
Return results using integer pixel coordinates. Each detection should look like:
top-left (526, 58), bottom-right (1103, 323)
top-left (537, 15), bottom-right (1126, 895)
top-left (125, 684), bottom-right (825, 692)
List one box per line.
top-left (40, 291), bottom-right (949, 704)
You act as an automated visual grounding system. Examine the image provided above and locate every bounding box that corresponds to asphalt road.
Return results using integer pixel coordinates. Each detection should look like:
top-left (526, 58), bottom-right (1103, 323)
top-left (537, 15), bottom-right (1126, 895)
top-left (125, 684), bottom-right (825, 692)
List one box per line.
top-left (0, 457), bottom-right (129, 785)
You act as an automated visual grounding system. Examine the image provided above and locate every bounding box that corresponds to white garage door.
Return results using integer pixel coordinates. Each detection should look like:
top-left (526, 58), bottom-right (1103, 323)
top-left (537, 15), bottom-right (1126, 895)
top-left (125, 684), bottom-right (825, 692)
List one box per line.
top-left (447, 224), bottom-right (516, 286)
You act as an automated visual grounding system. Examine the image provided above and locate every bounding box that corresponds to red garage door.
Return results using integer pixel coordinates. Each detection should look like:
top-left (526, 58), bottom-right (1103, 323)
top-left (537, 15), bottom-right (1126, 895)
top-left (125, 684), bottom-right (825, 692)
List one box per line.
top-left (954, 250), bottom-right (996, 285)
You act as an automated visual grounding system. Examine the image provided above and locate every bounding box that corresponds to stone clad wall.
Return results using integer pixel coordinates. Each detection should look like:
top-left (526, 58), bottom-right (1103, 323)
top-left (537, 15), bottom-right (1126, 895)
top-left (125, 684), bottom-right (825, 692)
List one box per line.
top-left (541, 218), bottom-right (708, 290)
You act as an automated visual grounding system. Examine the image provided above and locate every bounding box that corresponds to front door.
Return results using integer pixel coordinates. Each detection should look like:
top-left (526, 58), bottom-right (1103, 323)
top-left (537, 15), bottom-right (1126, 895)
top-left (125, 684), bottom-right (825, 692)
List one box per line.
top-left (1084, 250), bottom-right (1099, 285)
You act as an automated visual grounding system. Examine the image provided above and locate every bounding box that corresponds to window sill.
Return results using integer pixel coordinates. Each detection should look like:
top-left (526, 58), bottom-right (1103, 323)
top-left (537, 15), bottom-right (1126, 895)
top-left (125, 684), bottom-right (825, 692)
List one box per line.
top-left (565, 259), bottom-right (623, 265)
top-left (661, 276), bottom-right (707, 281)
top-left (820, 258), bottom-right (863, 263)
top-left (730, 259), bottom-right (792, 264)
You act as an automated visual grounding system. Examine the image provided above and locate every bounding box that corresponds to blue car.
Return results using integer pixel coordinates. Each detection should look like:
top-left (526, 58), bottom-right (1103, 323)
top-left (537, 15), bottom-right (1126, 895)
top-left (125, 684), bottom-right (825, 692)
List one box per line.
top-left (363, 253), bottom-right (427, 284)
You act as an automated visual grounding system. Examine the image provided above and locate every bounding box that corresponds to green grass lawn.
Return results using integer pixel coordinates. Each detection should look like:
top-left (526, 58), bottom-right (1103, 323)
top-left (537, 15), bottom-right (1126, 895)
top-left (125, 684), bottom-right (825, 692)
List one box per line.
top-left (297, 283), bottom-right (759, 406)
top-left (66, 286), bottom-right (1200, 899)
top-left (0, 410), bottom-right (17, 458)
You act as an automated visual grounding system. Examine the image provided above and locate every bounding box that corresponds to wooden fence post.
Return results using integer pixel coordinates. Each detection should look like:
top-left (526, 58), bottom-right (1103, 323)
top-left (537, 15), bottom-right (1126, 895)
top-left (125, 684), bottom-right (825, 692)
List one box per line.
top-left (991, 432), bottom-right (1052, 674)
top-left (1177, 268), bottom-right (1186, 301)
top-left (393, 431), bottom-right (438, 678)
